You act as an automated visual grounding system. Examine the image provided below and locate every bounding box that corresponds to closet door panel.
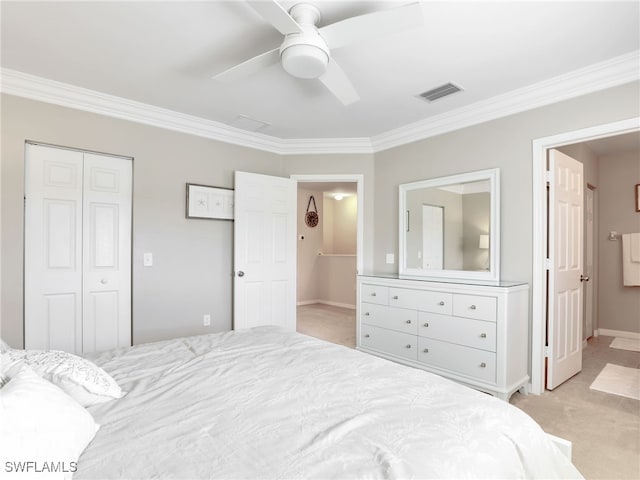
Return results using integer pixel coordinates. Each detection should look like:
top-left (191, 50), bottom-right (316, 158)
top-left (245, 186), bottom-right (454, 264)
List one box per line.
top-left (82, 153), bottom-right (132, 352)
top-left (25, 145), bottom-right (83, 352)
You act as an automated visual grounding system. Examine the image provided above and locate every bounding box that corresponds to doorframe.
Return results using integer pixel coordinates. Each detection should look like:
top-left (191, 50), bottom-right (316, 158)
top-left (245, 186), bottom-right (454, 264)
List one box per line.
top-left (530, 117), bottom-right (639, 394)
top-left (290, 174), bottom-right (364, 276)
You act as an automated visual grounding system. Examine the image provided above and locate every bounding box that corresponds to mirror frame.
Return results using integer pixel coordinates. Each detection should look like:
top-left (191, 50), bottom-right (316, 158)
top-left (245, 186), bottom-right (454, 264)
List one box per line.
top-left (398, 168), bottom-right (500, 282)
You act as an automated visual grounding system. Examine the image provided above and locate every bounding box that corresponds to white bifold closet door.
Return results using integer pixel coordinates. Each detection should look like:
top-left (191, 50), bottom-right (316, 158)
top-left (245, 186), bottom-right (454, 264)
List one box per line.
top-left (25, 143), bottom-right (132, 354)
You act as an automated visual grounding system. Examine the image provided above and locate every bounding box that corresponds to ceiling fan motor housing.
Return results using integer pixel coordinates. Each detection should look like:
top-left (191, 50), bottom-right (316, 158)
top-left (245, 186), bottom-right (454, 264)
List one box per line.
top-left (279, 4), bottom-right (329, 79)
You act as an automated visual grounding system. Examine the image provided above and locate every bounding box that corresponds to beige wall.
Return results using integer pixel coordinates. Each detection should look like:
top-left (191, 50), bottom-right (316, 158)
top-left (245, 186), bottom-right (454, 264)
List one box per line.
top-left (296, 188), bottom-right (358, 308)
top-left (597, 150), bottom-right (640, 334)
top-left (325, 195), bottom-right (357, 254)
top-left (1, 94), bottom-right (283, 347)
top-left (297, 188), bottom-right (324, 304)
top-left (373, 82), bottom-right (640, 289)
top-left (2, 81), bottom-right (638, 352)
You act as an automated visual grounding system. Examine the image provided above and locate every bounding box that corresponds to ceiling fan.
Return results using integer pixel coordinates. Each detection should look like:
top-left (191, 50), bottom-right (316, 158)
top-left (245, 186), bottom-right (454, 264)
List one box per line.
top-left (213, 1), bottom-right (424, 105)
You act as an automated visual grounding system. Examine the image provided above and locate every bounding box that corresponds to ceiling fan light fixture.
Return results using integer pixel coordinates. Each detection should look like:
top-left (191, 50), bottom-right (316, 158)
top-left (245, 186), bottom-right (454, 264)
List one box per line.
top-left (281, 43), bottom-right (329, 79)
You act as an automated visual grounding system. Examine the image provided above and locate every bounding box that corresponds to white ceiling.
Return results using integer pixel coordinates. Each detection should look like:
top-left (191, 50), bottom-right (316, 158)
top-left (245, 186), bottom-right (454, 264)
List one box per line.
top-left (1, 1), bottom-right (639, 142)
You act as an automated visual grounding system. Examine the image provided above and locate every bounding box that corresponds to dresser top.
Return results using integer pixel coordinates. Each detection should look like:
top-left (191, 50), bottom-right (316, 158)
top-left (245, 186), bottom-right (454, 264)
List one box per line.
top-left (359, 273), bottom-right (527, 288)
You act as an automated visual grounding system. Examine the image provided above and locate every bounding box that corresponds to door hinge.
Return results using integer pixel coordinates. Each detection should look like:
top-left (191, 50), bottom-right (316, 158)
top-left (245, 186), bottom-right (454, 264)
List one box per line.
top-left (544, 258), bottom-right (551, 270)
top-left (545, 170), bottom-right (552, 184)
top-left (544, 346), bottom-right (550, 357)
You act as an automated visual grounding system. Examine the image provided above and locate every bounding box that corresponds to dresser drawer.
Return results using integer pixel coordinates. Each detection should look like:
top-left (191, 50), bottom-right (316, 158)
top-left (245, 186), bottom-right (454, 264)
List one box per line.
top-left (453, 294), bottom-right (497, 322)
top-left (361, 303), bottom-right (418, 335)
top-left (360, 325), bottom-right (418, 361)
top-left (418, 312), bottom-right (496, 352)
top-left (360, 284), bottom-right (389, 305)
top-left (418, 337), bottom-right (496, 383)
top-left (389, 288), bottom-right (453, 315)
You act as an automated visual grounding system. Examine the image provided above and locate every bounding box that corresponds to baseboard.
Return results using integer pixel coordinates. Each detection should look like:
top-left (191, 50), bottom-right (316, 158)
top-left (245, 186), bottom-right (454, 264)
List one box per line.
top-left (596, 329), bottom-right (640, 340)
top-left (297, 299), bottom-right (356, 310)
top-left (297, 299), bottom-right (321, 306)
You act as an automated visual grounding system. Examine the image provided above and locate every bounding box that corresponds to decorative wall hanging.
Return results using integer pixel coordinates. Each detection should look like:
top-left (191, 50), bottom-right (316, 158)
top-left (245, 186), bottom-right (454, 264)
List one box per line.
top-left (186, 183), bottom-right (234, 220)
top-left (305, 196), bottom-right (319, 227)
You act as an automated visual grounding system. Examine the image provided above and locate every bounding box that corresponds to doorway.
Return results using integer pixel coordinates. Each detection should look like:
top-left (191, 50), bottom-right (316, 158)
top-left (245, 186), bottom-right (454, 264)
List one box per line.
top-left (291, 174), bottom-right (363, 347)
top-left (531, 118), bottom-right (640, 394)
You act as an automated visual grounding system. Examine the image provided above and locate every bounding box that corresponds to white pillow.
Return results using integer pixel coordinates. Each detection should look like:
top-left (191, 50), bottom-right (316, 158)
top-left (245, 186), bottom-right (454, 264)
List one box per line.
top-left (2, 349), bottom-right (124, 407)
top-left (0, 365), bottom-right (100, 479)
top-left (0, 337), bottom-right (10, 353)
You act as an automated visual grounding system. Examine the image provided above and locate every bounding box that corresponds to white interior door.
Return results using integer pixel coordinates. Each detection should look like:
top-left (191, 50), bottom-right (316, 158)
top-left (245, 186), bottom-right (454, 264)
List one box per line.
top-left (547, 149), bottom-right (584, 390)
top-left (422, 204), bottom-right (444, 269)
top-left (82, 153), bottom-right (132, 353)
top-left (25, 145), bottom-right (84, 352)
top-left (233, 171), bottom-right (297, 330)
top-left (25, 144), bottom-right (132, 354)
top-left (584, 186), bottom-right (595, 339)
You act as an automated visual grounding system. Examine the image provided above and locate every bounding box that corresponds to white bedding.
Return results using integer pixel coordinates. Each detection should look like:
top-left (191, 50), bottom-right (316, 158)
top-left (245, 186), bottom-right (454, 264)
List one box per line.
top-left (77, 327), bottom-right (582, 479)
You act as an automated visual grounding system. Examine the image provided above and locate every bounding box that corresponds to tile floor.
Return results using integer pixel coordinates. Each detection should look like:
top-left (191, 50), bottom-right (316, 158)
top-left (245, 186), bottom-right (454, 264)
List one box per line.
top-left (297, 304), bottom-right (640, 480)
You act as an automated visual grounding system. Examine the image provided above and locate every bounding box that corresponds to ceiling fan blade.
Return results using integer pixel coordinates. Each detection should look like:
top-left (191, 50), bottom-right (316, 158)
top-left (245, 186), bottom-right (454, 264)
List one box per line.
top-left (213, 48), bottom-right (280, 83)
top-left (246, 0), bottom-right (303, 35)
top-left (320, 2), bottom-right (424, 50)
top-left (318, 58), bottom-right (360, 106)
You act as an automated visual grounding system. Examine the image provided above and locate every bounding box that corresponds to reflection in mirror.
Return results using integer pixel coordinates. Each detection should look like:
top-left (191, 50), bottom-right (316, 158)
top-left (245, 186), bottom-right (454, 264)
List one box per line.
top-left (399, 169), bottom-right (500, 281)
top-left (405, 180), bottom-right (490, 271)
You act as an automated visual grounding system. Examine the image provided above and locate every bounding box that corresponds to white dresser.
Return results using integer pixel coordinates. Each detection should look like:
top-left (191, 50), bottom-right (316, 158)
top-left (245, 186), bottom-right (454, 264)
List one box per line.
top-left (357, 275), bottom-right (529, 400)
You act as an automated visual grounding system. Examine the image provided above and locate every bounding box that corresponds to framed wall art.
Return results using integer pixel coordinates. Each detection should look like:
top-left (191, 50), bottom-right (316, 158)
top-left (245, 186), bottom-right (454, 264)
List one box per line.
top-left (186, 183), bottom-right (234, 220)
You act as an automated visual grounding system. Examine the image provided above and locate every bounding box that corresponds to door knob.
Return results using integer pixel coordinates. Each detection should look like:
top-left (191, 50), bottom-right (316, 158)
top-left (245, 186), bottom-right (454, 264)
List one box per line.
top-left (237, 271), bottom-right (245, 277)
top-left (580, 275), bottom-right (590, 282)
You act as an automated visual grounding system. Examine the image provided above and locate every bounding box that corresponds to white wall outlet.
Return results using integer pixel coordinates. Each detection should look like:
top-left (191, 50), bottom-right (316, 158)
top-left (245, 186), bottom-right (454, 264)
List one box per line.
top-left (143, 253), bottom-right (153, 267)
top-left (386, 253), bottom-right (395, 264)
top-left (203, 314), bottom-right (211, 326)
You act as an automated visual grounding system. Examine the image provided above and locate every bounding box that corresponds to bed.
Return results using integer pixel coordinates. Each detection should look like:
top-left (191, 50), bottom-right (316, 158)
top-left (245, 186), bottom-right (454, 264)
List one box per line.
top-left (2, 327), bottom-right (582, 479)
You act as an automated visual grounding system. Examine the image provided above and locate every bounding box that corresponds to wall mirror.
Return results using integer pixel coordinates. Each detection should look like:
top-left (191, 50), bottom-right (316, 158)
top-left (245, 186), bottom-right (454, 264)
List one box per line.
top-left (399, 168), bottom-right (500, 281)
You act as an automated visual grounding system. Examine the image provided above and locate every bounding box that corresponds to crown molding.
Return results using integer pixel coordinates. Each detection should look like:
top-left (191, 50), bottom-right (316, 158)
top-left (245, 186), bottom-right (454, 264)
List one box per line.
top-left (1, 50), bottom-right (638, 155)
top-left (0, 69), bottom-right (372, 155)
top-left (370, 50), bottom-right (640, 152)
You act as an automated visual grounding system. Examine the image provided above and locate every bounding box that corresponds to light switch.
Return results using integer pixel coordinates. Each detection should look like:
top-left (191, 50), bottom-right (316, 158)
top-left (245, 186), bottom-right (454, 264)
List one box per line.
top-left (143, 253), bottom-right (153, 267)
top-left (386, 253), bottom-right (395, 264)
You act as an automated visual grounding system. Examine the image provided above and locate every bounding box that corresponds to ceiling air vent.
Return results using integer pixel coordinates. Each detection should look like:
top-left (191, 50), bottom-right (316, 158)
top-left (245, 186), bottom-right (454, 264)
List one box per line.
top-left (418, 83), bottom-right (463, 102)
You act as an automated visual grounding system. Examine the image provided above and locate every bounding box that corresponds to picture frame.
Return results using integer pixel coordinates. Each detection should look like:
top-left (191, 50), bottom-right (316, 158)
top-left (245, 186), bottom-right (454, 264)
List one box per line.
top-left (636, 184), bottom-right (640, 213)
top-left (186, 183), bottom-right (234, 220)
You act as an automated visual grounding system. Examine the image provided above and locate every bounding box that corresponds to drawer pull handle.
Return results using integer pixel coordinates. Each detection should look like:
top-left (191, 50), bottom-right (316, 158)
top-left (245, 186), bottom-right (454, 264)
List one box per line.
top-left (364, 312), bottom-right (370, 316)
top-left (405, 320), bottom-right (412, 324)
top-left (438, 301), bottom-right (445, 306)
top-left (480, 333), bottom-right (487, 338)
top-left (371, 292), bottom-right (377, 297)
top-left (423, 348), bottom-right (429, 353)
top-left (405, 344), bottom-right (412, 349)
top-left (364, 334), bottom-right (370, 338)
top-left (470, 305), bottom-right (477, 310)
top-left (480, 362), bottom-right (486, 368)
top-left (423, 322), bottom-right (429, 327)
top-left (392, 295), bottom-right (399, 300)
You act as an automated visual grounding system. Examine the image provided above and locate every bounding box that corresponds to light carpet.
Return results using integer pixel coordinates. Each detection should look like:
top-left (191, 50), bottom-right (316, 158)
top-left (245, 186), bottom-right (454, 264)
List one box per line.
top-left (589, 363), bottom-right (640, 400)
top-left (610, 336), bottom-right (640, 352)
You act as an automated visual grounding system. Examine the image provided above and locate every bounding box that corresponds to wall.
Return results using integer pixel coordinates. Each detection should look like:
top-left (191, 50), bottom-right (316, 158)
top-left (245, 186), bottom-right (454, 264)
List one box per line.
top-left (1, 94), bottom-right (283, 347)
top-left (282, 154), bottom-right (375, 274)
top-left (296, 188), bottom-right (358, 308)
top-left (373, 82), bottom-right (640, 287)
top-left (297, 187), bottom-right (324, 304)
top-left (462, 192), bottom-right (491, 271)
top-left (324, 195), bottom-right (357, 254)
top-left (597, 150), bottom-right (640, 334)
